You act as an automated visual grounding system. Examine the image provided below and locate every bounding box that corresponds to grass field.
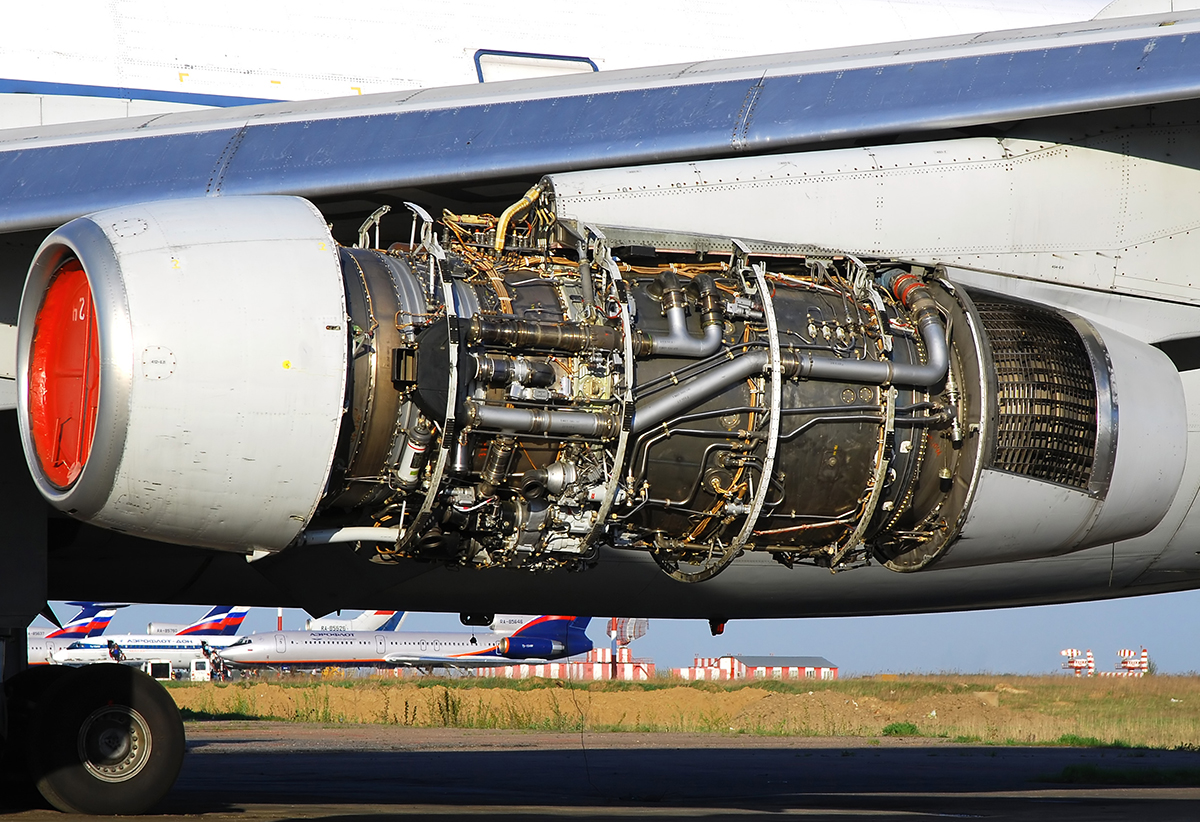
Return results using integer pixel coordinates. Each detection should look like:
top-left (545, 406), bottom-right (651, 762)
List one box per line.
top-left (167, 674), bottom-right (1200, 748)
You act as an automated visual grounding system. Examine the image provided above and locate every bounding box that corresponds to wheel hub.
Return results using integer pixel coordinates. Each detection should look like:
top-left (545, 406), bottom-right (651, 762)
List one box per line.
top-left (78, 705), bottom-right (153, 783)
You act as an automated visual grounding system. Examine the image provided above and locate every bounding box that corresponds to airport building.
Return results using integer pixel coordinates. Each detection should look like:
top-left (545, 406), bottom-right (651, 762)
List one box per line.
top-left (672, 655), bottom-right (838, 681)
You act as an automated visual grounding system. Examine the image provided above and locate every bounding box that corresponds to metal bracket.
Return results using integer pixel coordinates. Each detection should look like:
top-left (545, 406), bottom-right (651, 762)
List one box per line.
top-left (651, 259), bottom-right (778, 583)
top-left (404, 201), bottom-right (445, 299)
top-left (829, 386), bottom-right (897, 569)
top-left (356, 205), bottom-right (391, 249)
top-left (396, 278), bottom-right (460, 554)
top-left (583, 246), bottom-right (634, 552)
top-left (730, 261), bottom-right (781, 553)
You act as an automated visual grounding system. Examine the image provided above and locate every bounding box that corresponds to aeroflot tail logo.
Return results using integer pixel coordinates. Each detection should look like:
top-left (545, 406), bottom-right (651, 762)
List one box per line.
top-left (86, 615), bottom-right (114, 635)
top-left (221, 612), bottom-right (248, 633)
top-left (48, 614), bottom-right (109, 638)
top-left (47, 622), bottom-right (92, 638)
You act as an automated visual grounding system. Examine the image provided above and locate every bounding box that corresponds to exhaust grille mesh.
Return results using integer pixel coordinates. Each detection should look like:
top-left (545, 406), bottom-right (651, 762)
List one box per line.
top-left (974, 300), bottom-right (1097, 489)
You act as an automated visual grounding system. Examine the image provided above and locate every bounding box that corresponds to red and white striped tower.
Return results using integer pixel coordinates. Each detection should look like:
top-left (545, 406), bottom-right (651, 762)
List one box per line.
top-left (1100, 647), bottom-right (1150, 677)
top-left (1061, 649), bottom-right (1091, 677)
top-left (607, 617), bottom-right (650, 680)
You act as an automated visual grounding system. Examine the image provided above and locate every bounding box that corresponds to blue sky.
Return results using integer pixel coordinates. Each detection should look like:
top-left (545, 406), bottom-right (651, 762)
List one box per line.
top-left (36, 588), bottom-right (1200, 676)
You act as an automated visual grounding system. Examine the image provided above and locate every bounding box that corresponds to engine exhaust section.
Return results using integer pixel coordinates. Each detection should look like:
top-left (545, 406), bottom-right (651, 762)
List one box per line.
top-left (17, 191), bottom-right (1186, 582)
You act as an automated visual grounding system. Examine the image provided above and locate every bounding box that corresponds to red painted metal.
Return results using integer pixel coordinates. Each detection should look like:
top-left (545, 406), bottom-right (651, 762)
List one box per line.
top-left (28, 260), bottom-right (100, 489)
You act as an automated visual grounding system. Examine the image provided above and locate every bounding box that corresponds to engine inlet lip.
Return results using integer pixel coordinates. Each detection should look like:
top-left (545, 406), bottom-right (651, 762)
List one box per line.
top-left (18, 219), bottom-right (133, 517)
top-left (1065, 313), bottom-right (1117, 499)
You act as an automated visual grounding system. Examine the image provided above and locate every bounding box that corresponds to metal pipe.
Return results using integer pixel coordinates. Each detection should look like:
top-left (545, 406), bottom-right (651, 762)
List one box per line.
top-left (473, 354), bottom-right (556, 387)
top-left (470, 316), bottom-right (618, 352)
top-left (465, 273), bottom-right (950, 441)
top-left (452, 435), bottom-right (473, 475)
top-left (632, 295), bottom-right (950, 435)
top-left (468, 401), bottom-right (619, 438)
top-left (493, 185), bottom-right (541, 254)
top-left (783, 313), bottom-right (947, 386)
top-left (633, 352), bottom-right (770, 434)
top-left (879, 269), bottom-right (950, 386)
top-left (634, 272), bottom-right (725, 358)
top-left (301, 527), bottom-right (400, 545)
top-left (520, 461), bottom-right (577, 499)
top-left (479, 437), bottom-right (517, 494)
top-left (577, 240), bottom-right (595, 317)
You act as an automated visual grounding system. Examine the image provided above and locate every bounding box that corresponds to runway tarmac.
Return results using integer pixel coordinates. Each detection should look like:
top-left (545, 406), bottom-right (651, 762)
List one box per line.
top-left (4, 722), bottom-right (1200, 820)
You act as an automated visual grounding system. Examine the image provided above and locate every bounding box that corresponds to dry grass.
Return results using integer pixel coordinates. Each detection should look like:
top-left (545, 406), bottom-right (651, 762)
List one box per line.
top-left (167, 674), bottom-right (1200, 748)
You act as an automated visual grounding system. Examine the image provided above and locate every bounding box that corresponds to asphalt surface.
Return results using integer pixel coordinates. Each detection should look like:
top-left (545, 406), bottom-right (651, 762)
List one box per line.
top-left (4, 722), bottom-right (1200, 820)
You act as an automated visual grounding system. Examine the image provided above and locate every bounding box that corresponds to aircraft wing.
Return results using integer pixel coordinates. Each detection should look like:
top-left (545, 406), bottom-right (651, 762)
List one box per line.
top-left (2, 12), bottom-right (1200, 233)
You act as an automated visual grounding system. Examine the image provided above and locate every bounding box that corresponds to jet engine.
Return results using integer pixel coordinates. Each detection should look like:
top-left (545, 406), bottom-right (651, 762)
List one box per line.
top-left (17, 190), bottom-right (1187, 582)
top-left (499, 636), bottom-right (563, 659)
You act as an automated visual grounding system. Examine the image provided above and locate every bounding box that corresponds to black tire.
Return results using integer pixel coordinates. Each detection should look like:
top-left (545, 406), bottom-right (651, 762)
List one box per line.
top-left (28, 664), bottom-right (184, 814)
top-left (2, 665), bottom-right (76, 782)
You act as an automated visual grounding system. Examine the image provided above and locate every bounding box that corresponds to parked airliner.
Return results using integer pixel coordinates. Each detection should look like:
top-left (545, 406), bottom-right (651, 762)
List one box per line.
top-left (306, 610), bottom-right (406, 631)
top-left (50, 606), bottom-right (250, 667)
top-left (219, 616), bottom-right (593, 669)
top-left (487, 615), bottom-right (541, 637)
top-left (26, 603), bottom-right (126, 665)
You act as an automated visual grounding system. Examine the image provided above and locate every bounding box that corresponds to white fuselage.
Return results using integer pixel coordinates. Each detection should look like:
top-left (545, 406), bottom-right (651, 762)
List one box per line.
top-left (220, 629), bottom-right (513, 668)
top-left (51, 633), bottom-right (243, 668)
top-left (487, 615), bottom-right (539, 637)
top-left (27, 634), bottom-right (87, 665)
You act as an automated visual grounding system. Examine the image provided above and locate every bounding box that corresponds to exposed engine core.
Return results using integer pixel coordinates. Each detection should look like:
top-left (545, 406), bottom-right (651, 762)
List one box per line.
top-left (17, 192), bottom-right (1187, 582)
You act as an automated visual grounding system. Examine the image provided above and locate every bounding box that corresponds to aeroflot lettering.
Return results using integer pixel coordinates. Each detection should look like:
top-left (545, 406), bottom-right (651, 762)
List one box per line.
top-left (310, 631), bottom-right (354, 638)
top-left (69, 641), bottom-right (200, 650)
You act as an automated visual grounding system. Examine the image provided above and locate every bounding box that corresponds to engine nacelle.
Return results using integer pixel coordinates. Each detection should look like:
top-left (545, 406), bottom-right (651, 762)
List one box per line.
top-left (19, 196), bottom-right (348, 552)
top-left (499, 636), bottom-right (563, 659)
top-left (930, 303), bottom-right (1186, 570)
top-left (18, 191), bottom-right (1188, 582)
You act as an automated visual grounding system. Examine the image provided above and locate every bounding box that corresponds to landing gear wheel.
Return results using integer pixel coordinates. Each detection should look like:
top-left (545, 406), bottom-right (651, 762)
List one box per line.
top-left (28, 664), bottom-right (184, 814)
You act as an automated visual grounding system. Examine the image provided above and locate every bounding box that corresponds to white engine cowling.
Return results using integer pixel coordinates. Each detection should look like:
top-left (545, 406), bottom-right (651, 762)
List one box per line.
top-left (17, 196), bottom-right (348, 552)
top-left (934, 315), bottom-right (1188, 569)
